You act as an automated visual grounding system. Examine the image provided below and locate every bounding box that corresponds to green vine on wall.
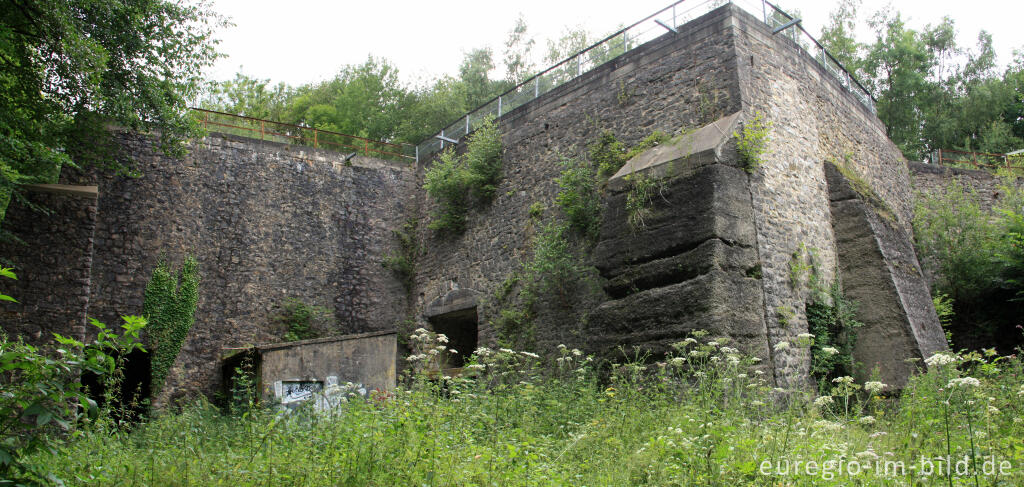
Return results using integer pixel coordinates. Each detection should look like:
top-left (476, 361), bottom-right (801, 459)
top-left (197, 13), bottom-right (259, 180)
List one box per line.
top-left (142, 256), bottom-right (200, 399)
top-left (423, 116), bottom-right (503, 234)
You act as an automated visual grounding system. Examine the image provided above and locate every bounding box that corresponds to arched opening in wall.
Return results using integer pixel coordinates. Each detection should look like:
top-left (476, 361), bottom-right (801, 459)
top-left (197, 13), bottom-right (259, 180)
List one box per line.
top-left (428, 307), bottom-right (478, 368)
top-left (81, 349), bottom-right (151, 422)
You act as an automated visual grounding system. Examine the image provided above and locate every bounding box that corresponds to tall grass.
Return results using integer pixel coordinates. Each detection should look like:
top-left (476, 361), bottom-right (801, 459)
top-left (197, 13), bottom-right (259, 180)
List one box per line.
top-left (32, 330), bottom-right (1024, 486)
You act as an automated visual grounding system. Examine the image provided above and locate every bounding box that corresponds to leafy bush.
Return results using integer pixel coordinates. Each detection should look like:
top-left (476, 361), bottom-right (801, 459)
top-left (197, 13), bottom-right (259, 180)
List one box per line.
top-left (590, 130), bottom-right (627, 179)
top-left (143, 256), bottom-right (200, 399)
top-left (274, 298), bottom-right (335, 342)
top-left (555, 158), bottom-right (601, 240)
top-left (735, 111), bottom-right (771, 173)
top-left (1, 265), bottom-right (146, 484)
top-left (423, 117), bottom-right (503, 233)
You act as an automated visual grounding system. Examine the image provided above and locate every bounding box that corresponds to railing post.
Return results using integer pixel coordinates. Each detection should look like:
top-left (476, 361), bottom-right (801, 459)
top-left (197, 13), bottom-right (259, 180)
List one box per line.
top-left (762, 0), bottom-right (768, 23)
top-left (415, 145), bottom-right (419, 164)
top-left (535, 77), bottom-right (539, 99)
top-left (314, 129), bottom-right (318, 148)
top-left (498, 96), bottom-right (503, 117)
top-left (465, 114), bottom-right (470, 134)
top-left (440, 129), bottom-right (445, 150)
top-left (261, 121), bottom-right (265, 140)
top-left (672, 4), bottom-right (676, 28)
top-left (365, 140), bottom-right (369, 156)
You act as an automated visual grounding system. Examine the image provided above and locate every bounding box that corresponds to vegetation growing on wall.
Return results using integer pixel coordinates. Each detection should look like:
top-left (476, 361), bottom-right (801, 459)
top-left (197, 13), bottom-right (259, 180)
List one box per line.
top-left (624, 173), bottom-right (664, 230)
top-left (383, 219), bottom-right (420, 291)
top-left (589, 130), bottom-right (670, 179)
top-left (423, 117), bottom-right (503, 233)
top-left (555, 158), bottom-right (601, 240)
top-left (274, 298), bottom-right (336, 342)
top-left (807, 283), bottom-right (864, 391)
top-left (735, 111), bottom-right (772, 173)
top-left (143, 257), bottom-right (200, 399)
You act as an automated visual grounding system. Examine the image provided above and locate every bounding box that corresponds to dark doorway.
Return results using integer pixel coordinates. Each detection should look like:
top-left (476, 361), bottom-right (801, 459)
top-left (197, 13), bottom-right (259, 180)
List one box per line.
top-left (428, 307), bottom-right (478, 368)
top-left (81, 348), bottom-right (151, 422)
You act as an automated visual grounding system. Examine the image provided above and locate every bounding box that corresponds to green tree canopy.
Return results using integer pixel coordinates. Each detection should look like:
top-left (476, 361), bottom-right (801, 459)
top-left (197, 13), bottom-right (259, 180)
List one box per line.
top-left (0, 0), bottom-right (224, 224)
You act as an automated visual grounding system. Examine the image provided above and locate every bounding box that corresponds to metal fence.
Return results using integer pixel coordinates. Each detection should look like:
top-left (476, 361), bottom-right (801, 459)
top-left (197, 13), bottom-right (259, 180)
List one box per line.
top-left (416, 0), bottom-right (876, 160)
top-left (192, 108), bottom-right (417, 163)
top-left (930, 148), bottom-right (1024, 171)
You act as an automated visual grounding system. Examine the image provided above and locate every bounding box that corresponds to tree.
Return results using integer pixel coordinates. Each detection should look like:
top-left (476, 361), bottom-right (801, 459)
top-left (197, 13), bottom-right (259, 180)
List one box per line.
top-left (286, 56), bottom-right (411, 141)
top-left (200, 72), bottom-right (291, 121)
top-left (0, 0), bottom-right (225, 225)
top-left (819, 0), bottom-right (862, 76)
top-left (504, 16), bottom-right (536, 86)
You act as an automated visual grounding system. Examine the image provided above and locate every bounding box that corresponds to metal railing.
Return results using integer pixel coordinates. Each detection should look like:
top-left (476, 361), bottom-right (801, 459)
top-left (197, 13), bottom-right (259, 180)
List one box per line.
top-left (931, 148), bottom-right (1024, 171)
top-left (416, 0), bottom-right (876, 160)
top-left (754, 0), bottom-right (876, 113)
top-left (192, 108), bottom-right (417, 163)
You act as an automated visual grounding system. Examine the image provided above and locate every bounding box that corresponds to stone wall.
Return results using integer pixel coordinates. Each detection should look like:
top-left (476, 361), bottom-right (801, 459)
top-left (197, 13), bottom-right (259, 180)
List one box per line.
top-left (731, 6), bottom-right (922, 387)
top-left (909, 161), bottom-right (1024, 212)
top-left (412, 5), bottom-right (744, 353)
top-left (0, 185), bottom-right (98, 346)
top-left (66, 132), bottom-right (415, 398)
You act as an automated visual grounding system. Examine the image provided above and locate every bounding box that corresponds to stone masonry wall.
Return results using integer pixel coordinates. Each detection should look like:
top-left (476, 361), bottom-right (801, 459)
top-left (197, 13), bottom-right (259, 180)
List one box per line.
top-left (731, 6), bottom-right (920, 387)
top-left (412, 6), bottom-right (743, 352)
top-left (0, 186), bottom-right (98, 347)
top-left (66, 132), bottom-right (416, 398)
top-left (909, 161), bottom-right (1024, 212)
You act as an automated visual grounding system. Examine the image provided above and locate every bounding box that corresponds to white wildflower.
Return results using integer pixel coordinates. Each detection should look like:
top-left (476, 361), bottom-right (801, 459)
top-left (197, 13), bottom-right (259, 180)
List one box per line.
top-left (774, 341), bottom-right (791, 351)
top-left (864, 381), bottom-right (887, 394)
top-left (947, 377), bottom-right (981, 389)
top-left (987, 406), bottom-right (1000, 414)
top-left (436, 334), bottom-right (449, 343)
top-left (832, 376), bottom-right (855, 385)
top-left (925, 352), bottom-right (958, 367)
top-left (798, 333), bottom-right (815, 340)
top-left (858, 415), bottom-right (876, 425)
top-left (669, 357), bottom-right (686, 366)
top-left (813, 395), bottom-right (834, 407)
top-left (520, 351), bottom-right (540, 359)
top-left (821, 346), bottom-right (839, 356)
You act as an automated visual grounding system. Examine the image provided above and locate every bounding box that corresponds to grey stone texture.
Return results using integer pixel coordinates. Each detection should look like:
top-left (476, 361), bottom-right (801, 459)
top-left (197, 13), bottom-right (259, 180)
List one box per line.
top-left (0, 185), bottom-right (98, 346)
top-left (64, 131), bottom-right (416, 399)
top-left (825, 163), bottom-right (947, 387)
top-left (2, 4), bottom-right (951, 397)
top-left (413, 6), bottom-right (744, 354)
top-left (909, 161), bottom-right (1024, 213)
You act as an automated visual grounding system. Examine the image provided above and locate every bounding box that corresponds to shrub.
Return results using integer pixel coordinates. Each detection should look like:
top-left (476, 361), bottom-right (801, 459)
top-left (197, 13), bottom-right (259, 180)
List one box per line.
top-left (143, 256), bottom-right (200, 399)
top-left (735, 111), bottom-right (771, 173)
top-left (807, 282), bottom-right (863, 390)
top-left (423, 117), bottom-right (503, 233)
top-left (274, 298), bottom-right (335, 342)
top-left (590, 130), bottom-right (627, 179)
top-left (555, 158), bottom-right (601, 240)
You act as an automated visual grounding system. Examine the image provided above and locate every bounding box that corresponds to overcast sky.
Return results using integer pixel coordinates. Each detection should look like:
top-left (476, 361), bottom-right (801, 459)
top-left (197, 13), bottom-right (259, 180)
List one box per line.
top-left (205, 0), bottom-right (1023, 87)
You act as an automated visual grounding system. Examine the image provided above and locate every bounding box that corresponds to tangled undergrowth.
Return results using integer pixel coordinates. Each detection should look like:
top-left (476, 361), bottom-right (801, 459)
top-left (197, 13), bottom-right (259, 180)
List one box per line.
top-left (28, 329), bottom-right (1024, 486)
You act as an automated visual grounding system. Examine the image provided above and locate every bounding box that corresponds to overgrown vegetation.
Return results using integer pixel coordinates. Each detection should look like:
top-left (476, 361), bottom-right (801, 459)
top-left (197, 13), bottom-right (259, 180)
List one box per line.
top-left (735, 111), bottom-right (772, 173)
top-left (807, 283), bottom-right (864, 391)
top-left (26, 330), bottom-right (1024, 485)
top-left (588, 130), bottom-right (670, 179)
top-left (382, 219), bottom-right (420, 291)
top-left (1, 266), bottom-right (146, 484)
top-left (912, 179), bottom-right (1024, 351)
top-left (555, 158), bottom-right (601, 240)
top-left (274, 298), bottom-right (336, 342)
top-left (143, 257), bottom-right (200, 399)
top-left (423, 117), bottom-right (503, 233)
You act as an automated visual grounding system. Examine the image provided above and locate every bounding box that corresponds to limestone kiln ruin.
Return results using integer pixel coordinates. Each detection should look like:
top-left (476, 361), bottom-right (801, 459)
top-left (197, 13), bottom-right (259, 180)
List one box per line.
top-left (1, 3), bottom-right (949, 401)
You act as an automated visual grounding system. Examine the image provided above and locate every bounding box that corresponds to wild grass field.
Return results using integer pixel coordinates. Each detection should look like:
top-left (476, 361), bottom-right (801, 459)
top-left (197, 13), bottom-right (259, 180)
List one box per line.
top-left (20, 328), bottom-right (1024, 486)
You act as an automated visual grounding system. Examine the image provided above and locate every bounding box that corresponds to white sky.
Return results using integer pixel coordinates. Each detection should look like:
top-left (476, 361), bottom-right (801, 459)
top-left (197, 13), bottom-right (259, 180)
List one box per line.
top-left (205, 0), bottom-right (1023, 87)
